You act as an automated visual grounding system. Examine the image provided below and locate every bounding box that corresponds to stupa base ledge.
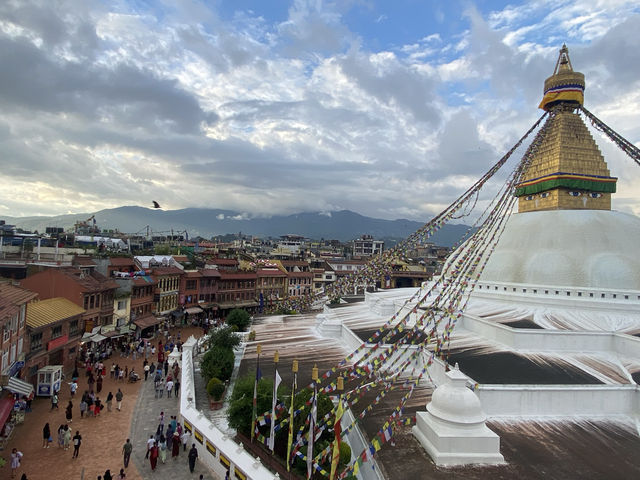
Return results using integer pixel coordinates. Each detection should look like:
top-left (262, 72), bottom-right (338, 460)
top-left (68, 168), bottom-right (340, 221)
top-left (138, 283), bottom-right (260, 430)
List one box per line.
top-left (412, 412), bottom-right (505, 466)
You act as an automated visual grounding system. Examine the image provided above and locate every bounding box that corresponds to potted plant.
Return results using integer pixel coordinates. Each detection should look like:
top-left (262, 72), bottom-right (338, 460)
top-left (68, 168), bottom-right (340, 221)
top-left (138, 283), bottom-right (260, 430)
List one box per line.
top-left (207, 377), bottom-right (226, 410)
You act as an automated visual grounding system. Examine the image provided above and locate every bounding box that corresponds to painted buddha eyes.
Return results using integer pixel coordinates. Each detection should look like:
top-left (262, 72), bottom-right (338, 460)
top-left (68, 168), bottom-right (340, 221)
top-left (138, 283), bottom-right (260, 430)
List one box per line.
top-left (589, 192), bottom-right (602, 198)
top-left (568, 191), bottom-right (582, 197)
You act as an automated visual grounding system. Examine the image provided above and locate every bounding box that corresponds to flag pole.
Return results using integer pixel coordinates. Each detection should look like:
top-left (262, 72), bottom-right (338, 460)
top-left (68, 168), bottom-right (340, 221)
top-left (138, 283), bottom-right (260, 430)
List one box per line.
top-left (250, 343), bottom-right (261, 443)
top-left (269, 350), bottom-right (280, 454)
top-left (307, 364), bottom-right (318, 480)
top-left (329, 376), bottom-right (344, 480)
top-left (286, 359), bottom-right (298, 473)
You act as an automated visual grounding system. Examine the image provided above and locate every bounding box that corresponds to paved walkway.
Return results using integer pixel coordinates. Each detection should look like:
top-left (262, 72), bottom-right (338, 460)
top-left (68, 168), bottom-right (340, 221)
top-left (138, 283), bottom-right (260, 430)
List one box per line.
top-left (129, 353), bottom-right (218, 480)
top-left (3, 326), bottom-right (220, 480)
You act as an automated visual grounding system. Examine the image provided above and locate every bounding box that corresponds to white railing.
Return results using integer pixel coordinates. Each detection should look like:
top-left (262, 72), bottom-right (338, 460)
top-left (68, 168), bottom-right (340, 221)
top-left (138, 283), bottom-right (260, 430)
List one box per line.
top-left (180, 337), bottom-right (277, 480)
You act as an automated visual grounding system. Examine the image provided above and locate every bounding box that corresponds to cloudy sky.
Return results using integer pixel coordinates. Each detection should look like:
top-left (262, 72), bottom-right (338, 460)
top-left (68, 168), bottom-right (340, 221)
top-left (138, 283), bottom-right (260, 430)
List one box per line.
top-left (1, 0), bottom-right (640, 221)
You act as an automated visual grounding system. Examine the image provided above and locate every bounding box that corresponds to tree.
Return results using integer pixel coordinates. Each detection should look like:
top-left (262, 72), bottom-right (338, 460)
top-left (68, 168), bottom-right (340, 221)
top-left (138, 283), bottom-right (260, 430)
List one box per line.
top-left (226, 308), bottom-right (251, 331)
top-left (227, 373), bottom-right (275, 437)
top-left (200, 345), bottom-right (235, 382)
top-left (207, 326), bottom-right (241, 350)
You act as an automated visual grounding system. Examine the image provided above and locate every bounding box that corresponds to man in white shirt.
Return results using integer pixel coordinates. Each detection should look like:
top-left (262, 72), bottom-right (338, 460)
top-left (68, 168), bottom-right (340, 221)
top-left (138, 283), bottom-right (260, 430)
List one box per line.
top-left (145, 434), bottom-right (155, 459)
top-left (166, 379), bottom-right (174, 398)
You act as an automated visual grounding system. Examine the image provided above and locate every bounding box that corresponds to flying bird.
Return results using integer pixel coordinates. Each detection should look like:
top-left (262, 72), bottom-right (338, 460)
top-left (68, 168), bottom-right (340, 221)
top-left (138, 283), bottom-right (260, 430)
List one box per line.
top-left (152, 201), bottom-right (161, 209)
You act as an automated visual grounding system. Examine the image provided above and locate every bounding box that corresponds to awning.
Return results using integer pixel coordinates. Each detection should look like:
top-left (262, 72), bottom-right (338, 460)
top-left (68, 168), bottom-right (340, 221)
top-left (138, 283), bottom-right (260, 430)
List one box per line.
top-left (133, 316), bottom-right (163, 329)
top-left (184, 306), bottom-right (203, 314)
top-left (7, 377), bottom-right (34, 397)
top-left (0, 396), bottom-right (13, 426)
top-left (90, 334), bottom-right (107, 343)
top-left (171, 310), bottom-right (184, 318)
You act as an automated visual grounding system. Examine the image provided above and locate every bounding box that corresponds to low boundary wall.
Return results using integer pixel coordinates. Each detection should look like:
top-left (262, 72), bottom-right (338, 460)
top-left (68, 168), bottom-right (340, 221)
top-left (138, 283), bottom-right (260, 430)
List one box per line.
top-left (180, 337), bottom-right (277, 480)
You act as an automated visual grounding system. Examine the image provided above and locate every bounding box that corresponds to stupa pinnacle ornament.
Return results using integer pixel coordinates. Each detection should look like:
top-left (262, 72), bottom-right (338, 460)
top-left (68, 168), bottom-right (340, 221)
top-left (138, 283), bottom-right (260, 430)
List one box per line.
top-left (538, 43), bottom-right (585, 111)
top-left (515, 45), bottom-right (617, 213)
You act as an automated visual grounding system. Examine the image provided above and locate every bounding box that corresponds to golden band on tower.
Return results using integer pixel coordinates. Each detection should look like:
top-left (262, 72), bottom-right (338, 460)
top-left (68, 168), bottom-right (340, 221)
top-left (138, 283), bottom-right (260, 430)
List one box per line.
top-left (515, 44), bottom-right (617, 213)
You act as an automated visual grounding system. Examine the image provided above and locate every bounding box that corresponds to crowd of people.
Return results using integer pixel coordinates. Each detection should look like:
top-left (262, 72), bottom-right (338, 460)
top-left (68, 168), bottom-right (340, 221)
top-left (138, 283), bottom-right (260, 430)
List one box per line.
top-left (8, 326), bottom-right (208, 480)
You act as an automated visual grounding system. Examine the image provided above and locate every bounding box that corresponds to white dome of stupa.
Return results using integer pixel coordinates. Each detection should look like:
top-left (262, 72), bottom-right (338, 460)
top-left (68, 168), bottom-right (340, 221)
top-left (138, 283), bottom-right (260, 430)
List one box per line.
top-left (477, 209), bottom-right (640, 290)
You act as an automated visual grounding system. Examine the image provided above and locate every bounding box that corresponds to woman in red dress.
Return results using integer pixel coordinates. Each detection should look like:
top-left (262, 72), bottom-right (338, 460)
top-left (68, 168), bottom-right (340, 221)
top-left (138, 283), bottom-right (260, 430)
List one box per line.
top-left (171, 431), bottom-right (180, 459)
top-left (149, 442), bottom-right (159, 470)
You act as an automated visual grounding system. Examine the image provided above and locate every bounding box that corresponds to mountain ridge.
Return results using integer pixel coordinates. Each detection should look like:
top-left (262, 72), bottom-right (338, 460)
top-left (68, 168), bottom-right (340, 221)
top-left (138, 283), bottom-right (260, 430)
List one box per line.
top-left (2, 206), bottom-right (471, 247)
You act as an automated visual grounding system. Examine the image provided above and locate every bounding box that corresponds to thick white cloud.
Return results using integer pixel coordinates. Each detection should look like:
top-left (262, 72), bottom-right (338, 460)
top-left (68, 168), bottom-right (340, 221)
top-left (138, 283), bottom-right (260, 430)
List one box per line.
top-left (0, 0), bottom-right (639, 222)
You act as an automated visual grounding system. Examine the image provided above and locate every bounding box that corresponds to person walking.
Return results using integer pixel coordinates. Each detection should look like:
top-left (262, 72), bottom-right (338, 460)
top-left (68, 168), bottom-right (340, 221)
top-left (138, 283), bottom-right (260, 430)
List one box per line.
top-left (181, 429), bottom-right (191, 452)
top-left (96, 374), bottom-right (103, 393)
top-left (149, 441), bottom-right (159, 471)
top-left (80, 397), bottom-right (87, 418)
top-left (63, 425), bottom-right (71, 450)
top-left (188, 444), bottom-right (198, 473)
top-left (103, 470), bottom-right (113, 480)
top-left (57, 424), bottom-right (65, 449)
top-left (144, 361), bottom-right (150, 381)
top-left (122, 438), bottom-right (132, 468)
top-left (51, 392), bottom-right (59, 410)
top-left (164, 359), bottom-right (169, 377)
top-left (65, 401), bottom-right (73, 423)
top-left (106, 391), bottom-right (113, 412)
top-left (10, 448), bottom-right (23, 478)
top-left (115, 389), bottom-right (123, 411)
top-left (173, 377), bottom-right (180, 397)
top-left (117, 469), bottom-right (126, 480)
top-left (166, 378), bottom-right (174, 398)
top-left (72, 430), bottom-right (82, 458)
top-left (159, 434), bottom-right (167, 464)
top-left (42, 423), bottom-right (51, 448)
top-left (171, 431), bottom-right (180, 460)
top-left (145, 434), bottom-right (155, 459)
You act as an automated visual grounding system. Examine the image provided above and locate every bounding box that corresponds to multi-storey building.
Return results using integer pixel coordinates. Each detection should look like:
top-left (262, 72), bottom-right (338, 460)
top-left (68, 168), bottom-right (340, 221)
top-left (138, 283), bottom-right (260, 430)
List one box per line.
top-left (129, 276), bottom-right (158, 333)
top-left (256, 265), bottom-right (288, 308)
top-left (0, 282), bottom-right (37, 378)
top-left (217, 271), bottom-right (257, 317)
top-left (25, 297), bottom-right (84, 382)
top-left (352, 235), bottom-right (384, 258)
top-left (309, 260), bottom-right (336, 295)
top-left (280, 260), bottom-right (313, 298)
top-left (20, 266), bottom-right (117, 332)
top-left (150, 266), bottom-right (183, 315)
top-left (181, 270), bottom-right (201, 309)
top-left (198, 268), bottom-right (220, 313)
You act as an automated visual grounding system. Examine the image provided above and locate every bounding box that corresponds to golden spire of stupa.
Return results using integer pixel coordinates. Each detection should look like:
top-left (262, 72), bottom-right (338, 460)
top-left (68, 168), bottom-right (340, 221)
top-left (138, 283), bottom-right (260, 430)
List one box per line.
top-left (515, 45), bottom-right (617, 213)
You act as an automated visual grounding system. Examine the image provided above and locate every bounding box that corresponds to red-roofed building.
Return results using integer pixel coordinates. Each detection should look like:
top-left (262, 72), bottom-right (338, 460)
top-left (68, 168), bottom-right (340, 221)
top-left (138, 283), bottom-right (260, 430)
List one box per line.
top-left (0, 282), bottom-right (37, 377)
top-left (217, 271), bottom-right (257, 315)
top-left (181, 270), bottom-right (201, 310)
top-left (106, 257), bottom-right (137, 277)
top-left (198, 268), bottom-right (220, 313)
top-left (256, 266), bottom-right (287, 308)
top-left (20, 267), bottom-right (118, 333)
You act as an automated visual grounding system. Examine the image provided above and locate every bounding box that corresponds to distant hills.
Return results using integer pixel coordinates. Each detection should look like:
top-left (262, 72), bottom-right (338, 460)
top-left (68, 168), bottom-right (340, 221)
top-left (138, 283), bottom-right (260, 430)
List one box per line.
top-left (2, 207), bottom-right (472, 247)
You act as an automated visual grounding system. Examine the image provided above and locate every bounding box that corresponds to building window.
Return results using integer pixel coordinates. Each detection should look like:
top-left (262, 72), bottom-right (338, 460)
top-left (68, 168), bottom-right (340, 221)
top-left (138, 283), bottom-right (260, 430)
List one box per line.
top-left (70, 320), bottom-right (79, 336)
top-left (117, 300), bottom-right (126, 310)
top-left (51, 325), bottom-right (63, 339)
top-left (31, 332), bottom-right (43, 351)
top-left (2, 325), bottom-right (8, 342)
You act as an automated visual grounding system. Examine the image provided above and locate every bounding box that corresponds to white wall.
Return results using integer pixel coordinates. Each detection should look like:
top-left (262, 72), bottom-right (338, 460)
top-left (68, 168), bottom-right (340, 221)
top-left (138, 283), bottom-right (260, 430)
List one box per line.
top-left (477, 384), bottom-right (640, 417)
top-left (180, 338), bottom-right (277, 480)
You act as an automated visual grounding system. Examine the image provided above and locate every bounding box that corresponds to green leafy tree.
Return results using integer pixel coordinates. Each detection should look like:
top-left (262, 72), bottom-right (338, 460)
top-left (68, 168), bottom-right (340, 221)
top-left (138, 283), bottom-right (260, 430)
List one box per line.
top-left (227, 373), bottom-right (275, 437)
top-left (226, 308), bottom-right (251, 331)
top-left (200, 345), bottom-right (235, 382)
top-left (207, 326), bottom-right (241, 350)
